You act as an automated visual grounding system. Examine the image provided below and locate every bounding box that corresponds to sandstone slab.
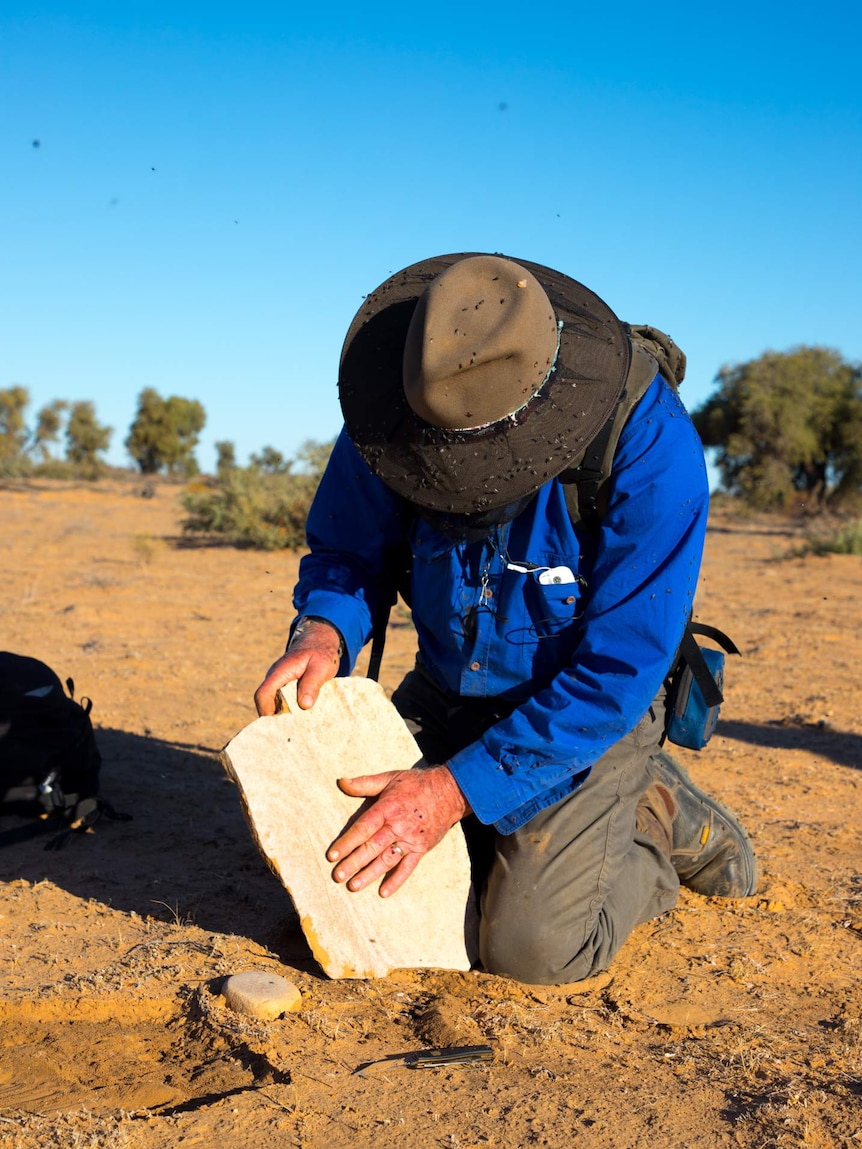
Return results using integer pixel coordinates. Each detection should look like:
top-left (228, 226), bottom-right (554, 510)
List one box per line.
top-left (220, 677), bottom-right (478, 979)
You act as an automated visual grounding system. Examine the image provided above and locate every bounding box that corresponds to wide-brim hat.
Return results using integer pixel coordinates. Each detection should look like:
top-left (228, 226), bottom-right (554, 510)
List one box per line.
top-left (338, 252), bottom-right (631, 516)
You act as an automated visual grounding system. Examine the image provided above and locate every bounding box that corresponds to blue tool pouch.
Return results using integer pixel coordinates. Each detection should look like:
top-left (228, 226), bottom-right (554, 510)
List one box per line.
top-left (665, 625), bottom-right (740, 752)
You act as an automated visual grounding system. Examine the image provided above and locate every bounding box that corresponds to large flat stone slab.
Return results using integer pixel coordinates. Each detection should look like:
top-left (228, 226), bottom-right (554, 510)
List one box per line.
top-left (220, 677), bottom-right (478, 979)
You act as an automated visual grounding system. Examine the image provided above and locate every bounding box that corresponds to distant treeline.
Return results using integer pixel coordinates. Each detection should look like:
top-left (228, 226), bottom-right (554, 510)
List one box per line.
top-left (2, 344), bottom-right (860, 551)
top-left (0, 386), bottom-right (210, 479)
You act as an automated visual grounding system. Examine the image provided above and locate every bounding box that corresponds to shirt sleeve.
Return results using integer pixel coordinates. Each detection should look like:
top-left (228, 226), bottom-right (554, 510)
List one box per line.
top-left (293, 428), bottom-right (410, 670)
top-left (447, 378), bottom-right (710, 830)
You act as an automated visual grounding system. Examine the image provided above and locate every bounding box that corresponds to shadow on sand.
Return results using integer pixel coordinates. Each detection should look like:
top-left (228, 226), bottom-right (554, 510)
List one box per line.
top-left (716, 718), bottom-right (862, 772)
top-left (0, 727), bottom-right (322, 971)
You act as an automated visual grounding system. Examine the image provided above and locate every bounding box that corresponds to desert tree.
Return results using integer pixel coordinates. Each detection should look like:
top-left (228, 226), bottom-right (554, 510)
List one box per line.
top-left (293, 438), bottom-right (334, 480)
top-left (692, 346), bottom-right (861, 510)
top-left (65, 401), bottom-right (112, 473)
top-left (215, 440), bottom-right (236, 482)
top-left (126, 388), bottom-right (206, 475)
top-left (0, 386), bottom-right (30, 464)
top-left (33, 399), bottom-right (68, 461)
top-left (249, 445), bottom-right (290, 474)
top-left (0, 390), bottom-right (112, 477)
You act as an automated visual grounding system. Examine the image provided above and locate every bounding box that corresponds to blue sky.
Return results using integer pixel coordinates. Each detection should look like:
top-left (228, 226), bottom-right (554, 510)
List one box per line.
top-left (2, 2), bottom-right (860, 475)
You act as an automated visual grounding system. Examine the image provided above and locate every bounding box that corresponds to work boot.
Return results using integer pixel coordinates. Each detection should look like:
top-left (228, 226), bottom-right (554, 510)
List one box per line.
top-left (636, 749), bottom-right (758, 898)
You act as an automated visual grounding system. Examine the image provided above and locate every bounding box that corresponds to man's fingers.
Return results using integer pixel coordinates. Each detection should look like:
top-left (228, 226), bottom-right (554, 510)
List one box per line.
top-left (253, 649), bottom-right (340, 716)
top-left (287, 621), bottom-right (343, 708)
top-left (330, 825), bottom-right (394, 884)
top-left (294, 648), bottom-right (344, 709)
top-left (327, 807), bottom-right (387, 865)
top-left (253, 678), bottom-right (288, 718)
top-left (253, 660), bottom-right (302, 716)
top-left (327, 773), bottom-right (406, 862)
top-left (294, 661), bottom-right (327, 710)
top-left (339, 844), bottom-right (421, 897)
top-left (378, 850), bottom-right (422, 898)
top-left (342, 842), bottom-right (409, 892)
top-left (337, 772), bottom-right (401, 798)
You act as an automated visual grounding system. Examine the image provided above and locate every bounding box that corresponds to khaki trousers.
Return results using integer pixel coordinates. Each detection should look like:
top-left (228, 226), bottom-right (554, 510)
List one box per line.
top-left (391, 662), bottom-right (680, 985)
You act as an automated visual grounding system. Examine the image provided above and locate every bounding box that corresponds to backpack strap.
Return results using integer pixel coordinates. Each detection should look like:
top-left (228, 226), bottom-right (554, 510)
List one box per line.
top-left (367, 614), bottom-right (388, 682)
top-left (689, 621), bottom-right (740, 656)
top-left (676, 624), bottom-right (740, 708)
top-left (365, 536), bottom-right (414, 682)
top-left (559, 333), bottom-right (666, 531)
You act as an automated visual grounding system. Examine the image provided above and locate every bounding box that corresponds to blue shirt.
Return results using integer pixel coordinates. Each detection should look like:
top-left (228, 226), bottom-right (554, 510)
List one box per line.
top-left (295, 375), bottom-right (709, 833)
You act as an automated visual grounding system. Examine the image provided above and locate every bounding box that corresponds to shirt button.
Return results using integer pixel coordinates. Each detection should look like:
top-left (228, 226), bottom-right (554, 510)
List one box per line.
top-left (483, 587), bottom-right (494, 599)
top-left (470, 661), bottom-right (481, 671)
top-left (565, 595), bottom-right (576, 604)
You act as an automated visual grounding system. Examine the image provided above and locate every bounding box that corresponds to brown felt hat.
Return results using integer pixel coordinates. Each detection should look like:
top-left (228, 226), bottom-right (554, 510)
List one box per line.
top-left (338, 253), bottom-right (631, 515)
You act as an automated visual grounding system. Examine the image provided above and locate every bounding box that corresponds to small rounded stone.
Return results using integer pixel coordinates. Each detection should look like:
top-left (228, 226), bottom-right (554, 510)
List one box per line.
top-left (221, 971), bottom-right (302, 1020)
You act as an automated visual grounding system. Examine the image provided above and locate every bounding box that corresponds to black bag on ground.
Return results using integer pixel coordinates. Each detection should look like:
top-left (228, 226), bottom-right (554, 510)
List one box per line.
top-left (0, 651), bottom-right (108, 846)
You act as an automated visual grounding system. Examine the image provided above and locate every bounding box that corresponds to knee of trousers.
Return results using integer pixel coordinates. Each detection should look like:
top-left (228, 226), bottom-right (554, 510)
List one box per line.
top-left (478, 911), bottom-right (609, 987)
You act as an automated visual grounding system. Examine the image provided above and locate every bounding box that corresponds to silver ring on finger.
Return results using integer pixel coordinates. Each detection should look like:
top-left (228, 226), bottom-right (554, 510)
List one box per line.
top-left (390, 843), bottom-right (403, 856)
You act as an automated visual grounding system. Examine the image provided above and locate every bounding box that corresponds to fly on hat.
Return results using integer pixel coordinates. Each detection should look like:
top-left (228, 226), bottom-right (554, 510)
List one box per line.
top-left (338, 253), bottom-right (631, 516)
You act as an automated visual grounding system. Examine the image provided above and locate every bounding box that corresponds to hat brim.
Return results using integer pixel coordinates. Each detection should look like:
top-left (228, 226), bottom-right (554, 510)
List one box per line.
top-left (338, 253), bottom-right (631, 515)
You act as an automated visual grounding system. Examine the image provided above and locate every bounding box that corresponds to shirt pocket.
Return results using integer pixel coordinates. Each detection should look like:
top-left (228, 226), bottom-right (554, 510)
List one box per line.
top-left (524, 565), bottom-right (585, 639)
top-left (500, 552), bottom-right (585, 674)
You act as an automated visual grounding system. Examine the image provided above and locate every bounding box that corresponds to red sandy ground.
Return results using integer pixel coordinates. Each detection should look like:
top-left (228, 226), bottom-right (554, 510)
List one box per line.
top-left (0, 478), bottom-right (859, 1148)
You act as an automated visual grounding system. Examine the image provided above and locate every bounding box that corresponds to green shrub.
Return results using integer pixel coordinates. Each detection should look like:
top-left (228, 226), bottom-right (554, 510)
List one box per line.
top-left (33, 458), bottom-right (94, 480)
top-left (791, 518), bottom-right (862, 557)
top-left (181, 439), bottom-right (333, 549)
top-left (0, 457), bottom-right (107, 482)
top-left (0, 455), bottom-right (33, 480)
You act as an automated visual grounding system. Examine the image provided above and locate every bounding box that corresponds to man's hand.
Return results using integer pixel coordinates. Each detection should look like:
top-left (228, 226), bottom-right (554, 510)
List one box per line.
top-left (254, 618), bottom-right (342, 715)
top-left (327, 764), bottom-right (471, 898)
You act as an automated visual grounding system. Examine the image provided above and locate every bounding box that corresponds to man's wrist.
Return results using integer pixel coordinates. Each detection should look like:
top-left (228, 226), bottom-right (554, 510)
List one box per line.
top-left (417, 761), bottom-right (472, 821)
top-left (288, 616), bottom-right (346, 659)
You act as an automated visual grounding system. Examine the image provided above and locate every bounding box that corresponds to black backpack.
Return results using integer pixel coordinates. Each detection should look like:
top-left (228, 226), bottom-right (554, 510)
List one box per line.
top-left (0, 652), bottom-right (118, 847)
